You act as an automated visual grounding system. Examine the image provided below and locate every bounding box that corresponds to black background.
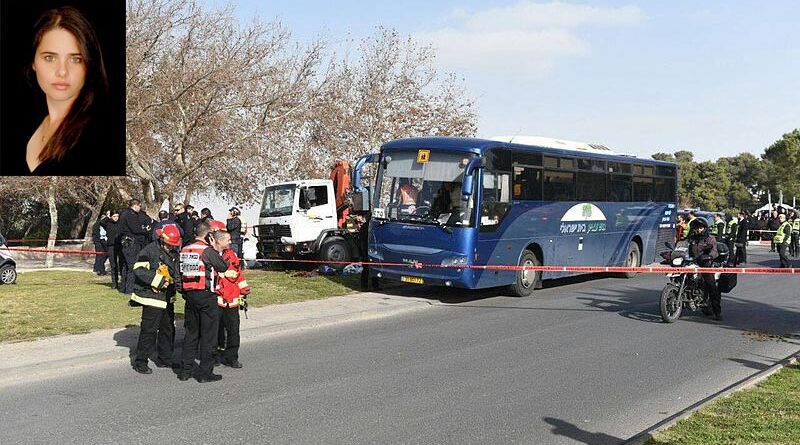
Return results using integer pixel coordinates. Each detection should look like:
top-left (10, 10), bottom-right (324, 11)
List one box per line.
top-left (0, 0), bottom-right (126, 176)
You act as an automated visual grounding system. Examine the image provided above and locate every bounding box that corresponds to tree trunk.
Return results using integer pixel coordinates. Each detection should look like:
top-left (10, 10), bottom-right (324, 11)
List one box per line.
top-left (69, 208), bottom-right (89, 240)
top-left (46, 178), bottom-right (58, 268)
top-left (81, 181), bottom-right (113, 250)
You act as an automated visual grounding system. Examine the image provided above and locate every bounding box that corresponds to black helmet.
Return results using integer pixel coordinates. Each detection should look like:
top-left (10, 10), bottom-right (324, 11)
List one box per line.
top-left (689, 217), bottom-right (708, 231)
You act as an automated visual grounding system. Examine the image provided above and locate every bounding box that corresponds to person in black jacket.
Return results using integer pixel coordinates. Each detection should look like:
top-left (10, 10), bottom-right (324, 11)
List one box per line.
top-left (226, 207), bottom-right (243, 259)
top-left (129, 225), bottom-right (181, 374)
top-left (91, 212), bottom-right (109, 275)
top-left (119, 199), bottom-right (152, 294)
top-left (688, 218), bottom-right (722, 320)
top-left (102, 210), bottom-right (122, 289)
top-left (172, 203), bottom-right (195, 246)
top-left (734, 211), bottom-right (749, 266)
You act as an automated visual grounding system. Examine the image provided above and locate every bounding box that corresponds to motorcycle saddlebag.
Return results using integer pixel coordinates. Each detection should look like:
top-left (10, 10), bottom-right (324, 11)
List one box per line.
top-left (718, 273), bottom-right (737, 293)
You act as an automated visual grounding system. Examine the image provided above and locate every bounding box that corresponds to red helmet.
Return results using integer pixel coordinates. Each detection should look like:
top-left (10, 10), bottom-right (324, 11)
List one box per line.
top-left (160, 224), bottom-right (182, 247)
top-left (209, 220), bottom-right (227, 232)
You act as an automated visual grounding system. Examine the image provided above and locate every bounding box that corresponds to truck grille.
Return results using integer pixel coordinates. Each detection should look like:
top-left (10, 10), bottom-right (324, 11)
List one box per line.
top-left (257, 224), bottom-right (292, 241)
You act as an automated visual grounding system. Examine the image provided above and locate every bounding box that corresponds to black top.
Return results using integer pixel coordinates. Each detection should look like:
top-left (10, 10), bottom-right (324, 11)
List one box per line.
top-left (226, 217), bottom-right (242, 242)
top-left (119, 208), bottom-right (151, 243)
top-left (0, 106), bottom-right (125, 176)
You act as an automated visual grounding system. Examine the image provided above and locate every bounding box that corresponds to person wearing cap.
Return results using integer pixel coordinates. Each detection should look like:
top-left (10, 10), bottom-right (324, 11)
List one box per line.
top-left (129, 225), bottom-right (182, 374)
top-left (687, 217), bottom-right (722, 320)
top-left (226, 207), bottom-right (243, 260)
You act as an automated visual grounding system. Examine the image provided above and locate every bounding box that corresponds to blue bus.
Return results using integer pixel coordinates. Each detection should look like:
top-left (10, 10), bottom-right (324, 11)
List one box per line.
top-left (363, 136), bottom-right (677, 296)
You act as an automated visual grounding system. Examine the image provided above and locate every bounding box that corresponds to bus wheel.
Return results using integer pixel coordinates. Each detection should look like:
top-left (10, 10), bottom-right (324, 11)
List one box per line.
top-left (620, 242), bottom-right (641, 278)
top-left (509, 250), bottom-right (540, 297)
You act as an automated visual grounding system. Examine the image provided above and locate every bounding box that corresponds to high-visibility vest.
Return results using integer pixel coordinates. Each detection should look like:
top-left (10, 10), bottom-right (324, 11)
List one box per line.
top-left (711, 220), bottom-right (725, 236)
top-left (180, 241), bottom-right (213, 291)
top-left (774, 221), bottom-right (792, 244)
top-left (727, 218), bottom-right (738, 236)
top-left (793, 218), bottom-right (800, 234)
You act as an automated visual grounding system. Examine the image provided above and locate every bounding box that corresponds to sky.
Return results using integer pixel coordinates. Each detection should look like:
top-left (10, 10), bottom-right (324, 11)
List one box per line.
top-left (210, 0), bottom-right (799, 163)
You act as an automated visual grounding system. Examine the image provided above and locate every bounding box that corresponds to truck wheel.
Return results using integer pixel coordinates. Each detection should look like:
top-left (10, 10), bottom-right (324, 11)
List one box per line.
top-left (320, 238), bottom-right (350, 271)
top-left (0, 264), bottom-right (16, 284)
top-left (508, 250), bottom-right (540, 297)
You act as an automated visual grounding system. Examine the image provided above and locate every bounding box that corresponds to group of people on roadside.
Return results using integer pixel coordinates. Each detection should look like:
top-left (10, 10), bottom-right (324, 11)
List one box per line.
top-left (676, 210), bottom-right (750, 267)
top-left (91, 199), bottom-right (250, 382)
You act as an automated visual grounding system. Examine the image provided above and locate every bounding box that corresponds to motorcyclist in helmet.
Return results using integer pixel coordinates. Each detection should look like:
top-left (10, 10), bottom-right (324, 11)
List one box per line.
top-left (687, 217), bottom-right (722, 320)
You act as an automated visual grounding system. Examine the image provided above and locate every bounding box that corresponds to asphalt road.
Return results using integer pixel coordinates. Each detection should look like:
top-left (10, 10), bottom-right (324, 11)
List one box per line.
top-left (2, 248), bottom-right (799, 444)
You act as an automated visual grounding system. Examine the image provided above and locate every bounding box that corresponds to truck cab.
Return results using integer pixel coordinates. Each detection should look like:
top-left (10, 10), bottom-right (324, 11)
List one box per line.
top-left (255, 179), bottom-right (339, 259)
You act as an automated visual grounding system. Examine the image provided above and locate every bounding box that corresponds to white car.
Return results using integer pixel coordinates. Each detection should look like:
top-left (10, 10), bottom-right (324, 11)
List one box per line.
top-left (0, 238), bottom-right (17, 284)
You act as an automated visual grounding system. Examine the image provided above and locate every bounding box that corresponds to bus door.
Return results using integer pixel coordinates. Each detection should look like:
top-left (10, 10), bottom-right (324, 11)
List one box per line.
top-left (476, 168), bottom-right (516, 287)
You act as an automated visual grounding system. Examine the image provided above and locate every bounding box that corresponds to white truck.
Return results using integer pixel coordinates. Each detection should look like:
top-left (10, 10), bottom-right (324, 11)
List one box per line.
top-left (253, 158), bottom-right (374, 267)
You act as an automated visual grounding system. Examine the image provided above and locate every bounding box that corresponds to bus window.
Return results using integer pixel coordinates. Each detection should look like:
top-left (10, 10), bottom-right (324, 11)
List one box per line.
top-left (656, 165), bottom-right (676, 177)
top-left (608, 162), bottom-right (632, 174)
top-left (577, 172), bottom-right (606, 201)
top-left (481, 171), bottom-right (511, 231)
top-left (633, 176), bottom-right (654, 201)
top-left (654, 177), bottom-right (676, 202)
top-left (514, 152), bottom-right (542, 166)
top-left (609, 174), bottom-right (632, 202)
top-left (578, 159), bottom-right (605, 172)
top-left (513, 165), bottom-right (542, 200)
top-left (543, 170), bottom-right (575, 201)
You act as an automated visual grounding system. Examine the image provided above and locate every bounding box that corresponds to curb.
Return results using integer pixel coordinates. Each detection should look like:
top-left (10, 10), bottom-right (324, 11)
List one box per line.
top-left (624, 350), bottom-right (800, 444)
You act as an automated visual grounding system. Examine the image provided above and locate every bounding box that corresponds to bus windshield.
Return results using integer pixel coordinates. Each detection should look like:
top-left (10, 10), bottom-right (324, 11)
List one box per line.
top-left (260, 184), bottom-right (295, 217)
top-left (373, 150), bottom-right (476, 227)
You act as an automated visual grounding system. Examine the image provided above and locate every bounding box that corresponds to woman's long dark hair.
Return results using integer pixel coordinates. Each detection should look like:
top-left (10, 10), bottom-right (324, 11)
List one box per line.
top-left (27, 6), bottom-right (108, 162)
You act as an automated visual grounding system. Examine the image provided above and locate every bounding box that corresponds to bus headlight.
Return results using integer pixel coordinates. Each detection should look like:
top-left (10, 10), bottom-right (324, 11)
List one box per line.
top-left (441, 256), bottom-right (468, 267)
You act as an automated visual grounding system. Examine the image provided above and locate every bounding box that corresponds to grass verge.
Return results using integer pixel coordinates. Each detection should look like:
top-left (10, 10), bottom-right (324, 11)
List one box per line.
top-left (0, 270), bottom-right (360, 342)
top-left (646, 362), bottom-right (800, 445)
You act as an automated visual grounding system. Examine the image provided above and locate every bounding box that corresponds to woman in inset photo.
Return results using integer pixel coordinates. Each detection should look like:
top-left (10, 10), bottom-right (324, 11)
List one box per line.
top-left (3, 6), bottom-right (110, 175)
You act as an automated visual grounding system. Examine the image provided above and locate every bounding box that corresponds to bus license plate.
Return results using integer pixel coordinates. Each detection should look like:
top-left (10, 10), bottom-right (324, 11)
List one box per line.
top-left (401, 276), bottom-right (424, 285)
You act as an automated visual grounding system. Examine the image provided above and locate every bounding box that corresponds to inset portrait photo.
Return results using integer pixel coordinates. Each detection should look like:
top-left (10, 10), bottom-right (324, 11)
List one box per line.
top-left (0, 1), bottom-right (126, 176)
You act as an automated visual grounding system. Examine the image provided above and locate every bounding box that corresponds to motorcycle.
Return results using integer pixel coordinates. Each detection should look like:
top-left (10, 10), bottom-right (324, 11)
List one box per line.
top-left (659, 241), bottom-right (733, 323)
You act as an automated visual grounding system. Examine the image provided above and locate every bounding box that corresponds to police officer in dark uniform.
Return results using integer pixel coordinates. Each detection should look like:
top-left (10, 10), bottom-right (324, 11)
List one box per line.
top-left (102, 210), bottom-right (122, 289)
top-left (178, 221), bottom-right (231, 382)
top-left (226, 207), bottom-right (243, 259)
top-left (119, 199), bottom-right (152, 294)
top-left (129, 225), bottom-right (181, 374)
top-left (687, 217), bottom-right (722, 320)
top-left (91, 213), bottom-right (109, 275)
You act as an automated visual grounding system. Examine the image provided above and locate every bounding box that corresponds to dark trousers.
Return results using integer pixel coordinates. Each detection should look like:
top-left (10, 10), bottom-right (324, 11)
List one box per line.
top-left (701, 273), bottom-right (722, 315)
top-left (121, 242), bottom-right (142, 293)
top-left (778, 243), bottom-right (791, 268)
top-left (181, 291), bottom-right (220, 375)
top-left (734, 242), bottom-right (747, 265)
top-left (217, 306), bottom-right (241, 362)
top-left (108, 245), bottom-right (120, 288)
top-left (231, 241), bottom-right (242, 259)
top-left (791, 233), bottom-right (799, 257)
top-left (93, 241), bottom-right (108, 273)
top-left (134, 303), bottom-right (175, 365)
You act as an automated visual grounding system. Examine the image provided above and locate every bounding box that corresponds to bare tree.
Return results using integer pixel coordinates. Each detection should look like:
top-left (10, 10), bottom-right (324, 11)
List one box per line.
top-left (126, 0), bottom-right (323, 210)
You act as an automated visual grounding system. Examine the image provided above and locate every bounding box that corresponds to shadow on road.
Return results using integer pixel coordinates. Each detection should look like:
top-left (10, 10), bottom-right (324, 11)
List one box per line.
top-left (542, 417), bottom-right (623, 445)
top-left (728, 357), bottom-right (770, 371)
top-left (113, 325), bottom-right (140, 365)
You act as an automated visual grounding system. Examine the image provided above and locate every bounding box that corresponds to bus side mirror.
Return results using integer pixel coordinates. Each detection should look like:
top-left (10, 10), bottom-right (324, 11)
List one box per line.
top-left (354, 153), bottom-right (379, 193)
top-left (461, 157), bottom-right (485, 201)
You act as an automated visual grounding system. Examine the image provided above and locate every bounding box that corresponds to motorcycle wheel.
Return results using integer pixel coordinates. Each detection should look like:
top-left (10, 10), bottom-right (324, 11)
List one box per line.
top-left (660, 284), bottom-right (682, 323)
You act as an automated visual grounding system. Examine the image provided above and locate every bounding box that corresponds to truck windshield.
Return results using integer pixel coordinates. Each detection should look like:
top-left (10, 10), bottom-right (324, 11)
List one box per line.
top-left (373, 150), bottom-right (476, 227)
top-left (260, 184), bottom-right (295, 217)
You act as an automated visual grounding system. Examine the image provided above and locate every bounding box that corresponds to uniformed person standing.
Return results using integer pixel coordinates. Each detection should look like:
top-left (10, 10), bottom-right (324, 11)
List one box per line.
top-left (119, 199), bottom-right (152, 294)
top-left (774, 214), bottom-right (792, 268)
top-left (226, 207), bottom-right (243, 260)
top-left (178, 221), bottom-right (231, 382)
top-left (103, 211), bottom-right (122, 289)
top-left (130, 225), bottom-right (181, 374)
top-left (213, 229), bottom-right (249, 368)
top-left (790, 212), bottom-right (800, 258)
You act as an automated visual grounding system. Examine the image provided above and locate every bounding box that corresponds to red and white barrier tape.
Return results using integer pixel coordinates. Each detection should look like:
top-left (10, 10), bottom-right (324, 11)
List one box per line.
top-left (0, 247), bottom-right (106, 255)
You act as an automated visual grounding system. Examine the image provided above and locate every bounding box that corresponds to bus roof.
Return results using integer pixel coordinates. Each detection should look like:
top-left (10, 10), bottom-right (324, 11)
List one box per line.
top-left (381, 136), bottom-right (676, 167)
